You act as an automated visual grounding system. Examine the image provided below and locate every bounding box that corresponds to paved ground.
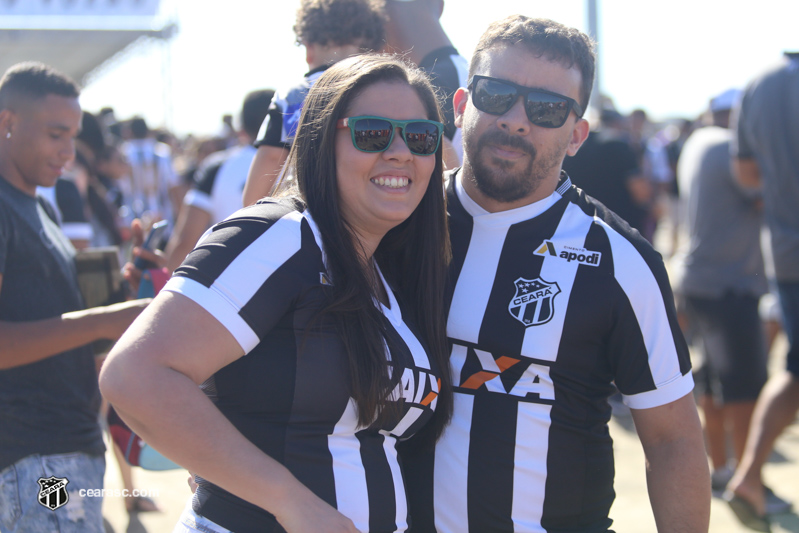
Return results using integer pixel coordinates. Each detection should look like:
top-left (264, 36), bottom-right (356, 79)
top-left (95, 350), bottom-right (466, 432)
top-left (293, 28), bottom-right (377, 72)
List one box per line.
top-left (100, 334), bottom-right (799, 532)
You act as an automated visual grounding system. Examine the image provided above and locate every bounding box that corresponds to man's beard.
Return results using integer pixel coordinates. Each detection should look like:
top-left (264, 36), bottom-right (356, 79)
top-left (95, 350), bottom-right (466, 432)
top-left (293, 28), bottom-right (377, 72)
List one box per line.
top-left (464, 128), bottom-right (559, 204)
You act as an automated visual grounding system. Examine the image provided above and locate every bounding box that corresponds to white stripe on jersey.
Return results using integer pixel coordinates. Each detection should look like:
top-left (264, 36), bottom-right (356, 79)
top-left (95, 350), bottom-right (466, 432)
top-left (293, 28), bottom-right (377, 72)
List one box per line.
top-left (596, 217), bottom-right (695, 409)
top-left (164, 276), bottom-right (259, 352)
top-left (447, 221), bottom-right (509, 344)
top-left (434, 393), bottom-right (474, 533)
top-left (502, 202), bottom-right (593, 533)
top-left (329, 399), bottom-right (370, 532)
top-left (512, 402), bottom-right (551, 533)
top-left (183, 189), bottom-right (213, 215)
top-left (163, 210), bottom-right (304, 353)
top-left (521, 202), bottom-right (592, 360)
top-left (384, 434), bottom-right (408, 532)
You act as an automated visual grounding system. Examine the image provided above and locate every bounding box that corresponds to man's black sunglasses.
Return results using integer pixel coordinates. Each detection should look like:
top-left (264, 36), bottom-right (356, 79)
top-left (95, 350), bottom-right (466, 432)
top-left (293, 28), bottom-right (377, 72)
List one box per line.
top-left (468, 75), bottom-right (584, 128)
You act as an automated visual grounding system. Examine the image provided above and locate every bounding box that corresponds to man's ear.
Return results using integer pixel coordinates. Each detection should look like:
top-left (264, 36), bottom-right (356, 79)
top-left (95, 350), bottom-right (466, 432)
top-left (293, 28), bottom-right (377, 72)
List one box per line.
top-left (304, 42), bottom-right (315, 68)
top-left (0, 109), bottom-right (15, 136)
top-left (566, 117), bottom-right (590, 157)
top-left (453, 87), bottom-right (469, 128)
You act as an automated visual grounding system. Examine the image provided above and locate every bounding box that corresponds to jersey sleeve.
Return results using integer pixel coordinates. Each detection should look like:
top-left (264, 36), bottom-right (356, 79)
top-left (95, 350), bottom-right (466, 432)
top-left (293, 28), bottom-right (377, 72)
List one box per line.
top-left (598, 220), bottom-right (694, 409)
top-left (253, 97), bottom-right (288, 149)
top-left (182, 157), bottom-right (224, 214)
top-left (163, 201), bottom-right (319, 354)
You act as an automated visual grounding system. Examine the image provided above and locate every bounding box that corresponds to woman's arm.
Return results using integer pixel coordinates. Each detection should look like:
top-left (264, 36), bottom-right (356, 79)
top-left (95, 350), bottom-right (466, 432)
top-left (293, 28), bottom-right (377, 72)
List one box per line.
top-left (99, 291), bottom-right (358, 533)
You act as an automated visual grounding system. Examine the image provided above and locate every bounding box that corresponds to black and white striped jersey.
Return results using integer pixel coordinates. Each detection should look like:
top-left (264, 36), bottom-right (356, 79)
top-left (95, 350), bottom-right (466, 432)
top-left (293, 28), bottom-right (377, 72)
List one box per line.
top-left (183, 144), bottom-right (256, 226)
top-left (403, 171), bottom-right (693, 533)
top-left (163, 199), bottom-right (443, 533)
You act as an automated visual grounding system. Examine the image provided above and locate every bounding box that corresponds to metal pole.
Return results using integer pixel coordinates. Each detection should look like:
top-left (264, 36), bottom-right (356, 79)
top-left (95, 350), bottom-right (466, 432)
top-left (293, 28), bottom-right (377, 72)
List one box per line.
top-left (586, 0), bottom-right (601, 112)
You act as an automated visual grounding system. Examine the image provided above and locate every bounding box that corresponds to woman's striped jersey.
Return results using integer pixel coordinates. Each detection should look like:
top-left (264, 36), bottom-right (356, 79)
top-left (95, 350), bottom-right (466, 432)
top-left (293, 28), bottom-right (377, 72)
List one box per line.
top-left (403, 171), bottom-right (693, 533)
top-left (163, 199), bottom-right (443, 533)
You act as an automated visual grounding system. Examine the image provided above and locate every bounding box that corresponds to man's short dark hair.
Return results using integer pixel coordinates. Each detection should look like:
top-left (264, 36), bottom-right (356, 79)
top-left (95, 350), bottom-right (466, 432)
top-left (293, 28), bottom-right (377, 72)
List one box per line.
top-left (129, 117), bottom-right (149, 139)
top-left (241, 89), bottom-right (276, 140)
top-left (469, 16), bottom-right (596, 111)
top-left (293, 0), bottom-right (385, 52)
top-left (0, 62), bottom-right (80, 111)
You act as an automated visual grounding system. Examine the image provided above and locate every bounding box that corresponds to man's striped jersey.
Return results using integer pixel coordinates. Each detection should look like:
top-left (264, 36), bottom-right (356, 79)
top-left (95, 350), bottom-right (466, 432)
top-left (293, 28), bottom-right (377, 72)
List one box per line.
top-left (163, 199), bottom-right (443, 533)
top-left (403, 171), bottom-right (693, 533)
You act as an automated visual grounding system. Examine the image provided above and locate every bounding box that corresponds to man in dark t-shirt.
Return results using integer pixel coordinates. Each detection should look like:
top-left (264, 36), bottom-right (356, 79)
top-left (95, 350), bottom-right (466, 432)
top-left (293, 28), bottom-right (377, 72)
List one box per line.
top-left (0, 62), bottom-right (147, 532)
top-left (562, 111), bottom-right (650, 235)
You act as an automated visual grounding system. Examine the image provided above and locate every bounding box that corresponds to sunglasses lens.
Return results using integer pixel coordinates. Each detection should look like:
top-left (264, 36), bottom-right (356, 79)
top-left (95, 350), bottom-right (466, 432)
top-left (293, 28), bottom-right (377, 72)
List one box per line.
top-left (525, 92), bottom-right (571, 128)
top-left (473, 78), bottom-right (518, 115)
top-left (403, 121), bottom-right (441, 155)
top-left (352, 118), bottom-right (393, 152)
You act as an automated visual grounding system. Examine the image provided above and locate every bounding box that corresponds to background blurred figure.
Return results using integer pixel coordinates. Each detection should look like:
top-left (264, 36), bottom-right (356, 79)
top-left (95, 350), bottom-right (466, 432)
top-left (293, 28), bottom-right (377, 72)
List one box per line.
top-left (675, 88), bottom-right (768, 499)
top-left (122, 116), bottom-right (181, 229)
top-left (381, 0), bottom-right (468, 168)
top-left (626, 108), bottom-right (674, 243)
top-left (562, 108), bottom-right (650, 236)
top-left (242, 0), bottom-right (385, 205)
top-left (164, 88), bottom-right (274, 272)
top-left (725, 50), bottom-right (799, 531)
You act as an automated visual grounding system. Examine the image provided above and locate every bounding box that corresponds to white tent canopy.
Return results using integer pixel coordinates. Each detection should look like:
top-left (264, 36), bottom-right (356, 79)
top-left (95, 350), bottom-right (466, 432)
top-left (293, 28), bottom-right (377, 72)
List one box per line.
top-left (0, 0), bottom-right (174, 85)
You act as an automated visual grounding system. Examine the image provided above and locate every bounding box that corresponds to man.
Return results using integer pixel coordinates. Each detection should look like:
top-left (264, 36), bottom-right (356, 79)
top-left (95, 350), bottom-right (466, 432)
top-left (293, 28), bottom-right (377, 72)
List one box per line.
top-left (241, 0), bottom-right (385, 205)
top-left (676, 89), bottom-right (768, 499)
top-left (402, 16), bottom-right (710, 532)
top-left (725, 51), bottom-right (799, 532)
top-left (163, 88), bottom-right (273, 272)
top-left (0, 62), bottom-right (147, 532)
top-left (382, 0), bottom-right (469, 168)
top-left (562, 108), bottom-right (651, 236)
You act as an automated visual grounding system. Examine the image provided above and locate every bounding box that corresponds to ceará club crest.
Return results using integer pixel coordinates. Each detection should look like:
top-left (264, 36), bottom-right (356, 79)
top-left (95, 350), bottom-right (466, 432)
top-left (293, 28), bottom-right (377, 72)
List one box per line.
top-left (508, 277), bottom-right (560, 327)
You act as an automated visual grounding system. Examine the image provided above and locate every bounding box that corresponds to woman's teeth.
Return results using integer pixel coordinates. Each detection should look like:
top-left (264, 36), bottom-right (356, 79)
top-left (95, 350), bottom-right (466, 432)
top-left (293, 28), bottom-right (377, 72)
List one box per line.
top-left (372, 176), bottom-right (409, 188)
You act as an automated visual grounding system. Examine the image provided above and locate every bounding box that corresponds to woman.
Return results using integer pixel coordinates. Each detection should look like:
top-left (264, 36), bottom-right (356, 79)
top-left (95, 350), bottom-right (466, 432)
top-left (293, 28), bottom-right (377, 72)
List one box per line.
top-left (99, 55), bottom-right (452, 533)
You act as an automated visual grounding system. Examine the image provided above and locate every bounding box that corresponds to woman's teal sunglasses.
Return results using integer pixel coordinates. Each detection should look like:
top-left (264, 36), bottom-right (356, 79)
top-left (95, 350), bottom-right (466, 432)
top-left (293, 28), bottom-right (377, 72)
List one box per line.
top-left (336, 115), bottom-right (443, 156)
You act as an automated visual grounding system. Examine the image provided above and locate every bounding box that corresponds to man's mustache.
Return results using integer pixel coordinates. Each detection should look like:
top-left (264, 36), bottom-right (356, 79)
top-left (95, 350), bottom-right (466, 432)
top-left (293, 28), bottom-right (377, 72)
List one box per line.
top-left (478, 129), bottom-right (536, 158)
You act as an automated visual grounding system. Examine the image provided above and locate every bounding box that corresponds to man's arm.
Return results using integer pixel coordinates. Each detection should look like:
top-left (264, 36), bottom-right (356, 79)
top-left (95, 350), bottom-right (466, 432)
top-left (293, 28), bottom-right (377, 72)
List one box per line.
top-left (733, 157), bottom-right (761, 190)
top-left (631, 393), bottom-right (711, 533)
top-left (0, 299), bottom-right (149, 369)
top-left (163, 204), bottom-right (211, 273)
top-left (0, 272), bottom-right (149, 370)
top-left (242, 145), bottom-right (289, 206)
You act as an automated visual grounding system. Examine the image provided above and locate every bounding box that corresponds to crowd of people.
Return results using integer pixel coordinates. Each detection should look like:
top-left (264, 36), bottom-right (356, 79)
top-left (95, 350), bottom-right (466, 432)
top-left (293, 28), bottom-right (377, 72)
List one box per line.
top-left (0, 1), bottom-right (797, 532)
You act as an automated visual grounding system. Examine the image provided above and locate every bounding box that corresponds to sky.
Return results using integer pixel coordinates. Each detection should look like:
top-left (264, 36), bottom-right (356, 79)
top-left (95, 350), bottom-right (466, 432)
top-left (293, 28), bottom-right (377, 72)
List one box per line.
top-left (79, 0), bottom-right (799, 137)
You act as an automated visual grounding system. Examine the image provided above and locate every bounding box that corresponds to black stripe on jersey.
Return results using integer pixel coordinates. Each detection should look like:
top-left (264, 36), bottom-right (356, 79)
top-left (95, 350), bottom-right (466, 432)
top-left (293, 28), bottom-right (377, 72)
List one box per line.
top-left (444, 177), bottom-right (473, 312)
top-left (358, 432), bottom-right (399, 533)
top-left (399, 442), bottom-right (435, 532)
top-left (566, 186), bottom-right (692, 379)
top-left (283, 314), bottom-right (350, 511)
top-left (477, 199), bottom-right (569, 355)
top-left (467, 393), bottom-right (517, 532)
top-left (240, 219), bottom-right (324, 337)
top-left (194, 158), bottom-right (225, 195)
top-left (541, 222), bottom-right (618, 531)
